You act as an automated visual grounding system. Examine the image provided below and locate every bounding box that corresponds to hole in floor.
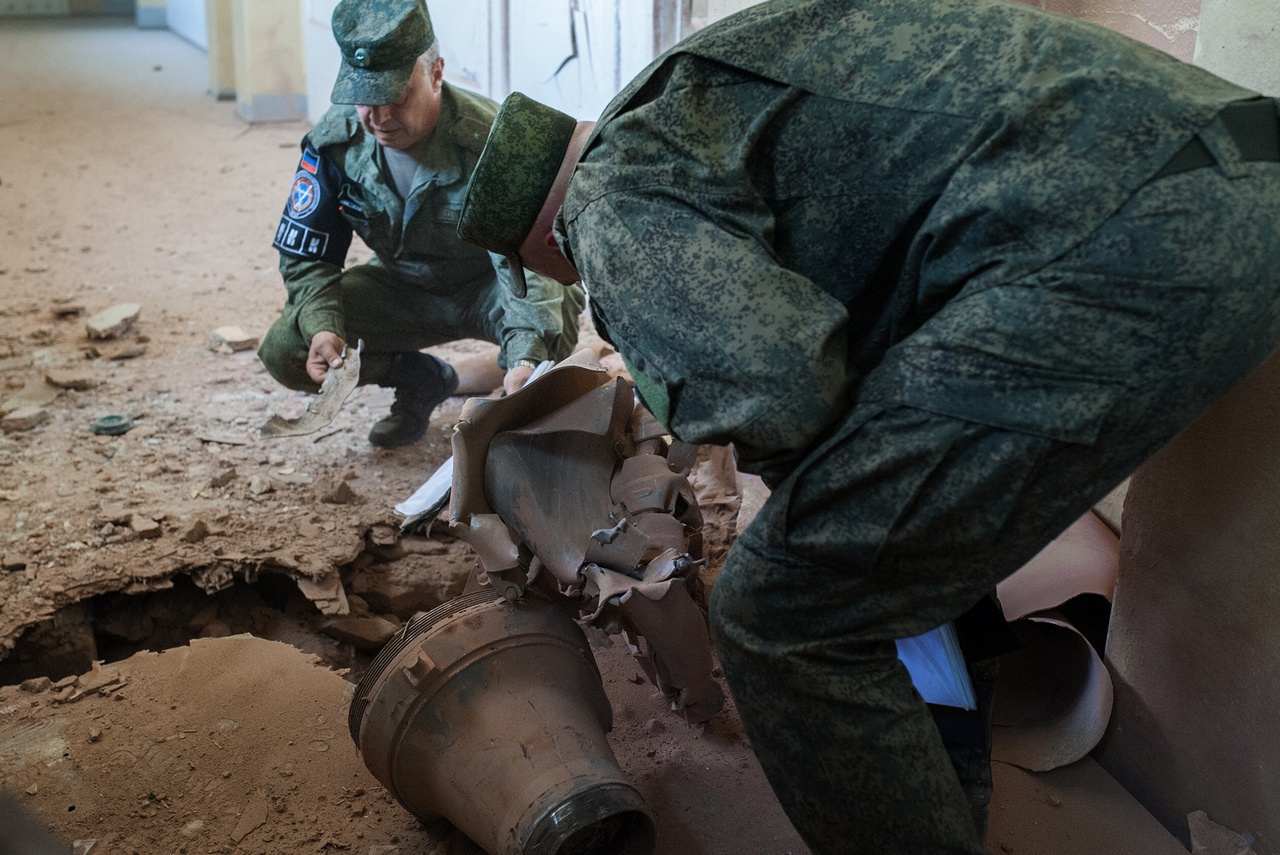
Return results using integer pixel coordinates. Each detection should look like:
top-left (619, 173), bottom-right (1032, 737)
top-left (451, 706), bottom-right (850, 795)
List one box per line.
top-left (0, 573), bottom-right (372, 687)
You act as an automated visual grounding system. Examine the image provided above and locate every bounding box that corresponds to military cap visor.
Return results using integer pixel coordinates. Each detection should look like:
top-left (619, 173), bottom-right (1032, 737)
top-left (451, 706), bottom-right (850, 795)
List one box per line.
top-left (329, 0), bottom-right (434, 106)
top-left (458, 92), bottom-right (578, 298)
top-left (331, 62), bottom-right (417, 107)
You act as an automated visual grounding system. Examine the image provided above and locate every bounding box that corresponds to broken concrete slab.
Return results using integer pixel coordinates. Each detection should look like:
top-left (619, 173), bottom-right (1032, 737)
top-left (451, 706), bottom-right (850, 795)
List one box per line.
top-left (294, 570), bottom-right (350, 615)
top-left (2, 553), bottom-right (30, 572)
top-left (0, 355), bottom-right (32, 373)
top-left (44, 368), bottom-right (101, 390)
top-left (315, 614), bottom-right (400, 650)
top-left (50, 301), bottom-right (85, 318)
top-left (209, 326), bottom-right (259, 353)
top-left (2, 379), bottom-right (62, 413)
top-left (197, 430), bottom-right (250, 446)
top-left (85, 303), bottom-right (141, 340)
top-left (230, 792), bottom-right (270, 843)
top-left (317, 477), bottom-right (361, 505)
top-left (350, 553), bottom-right (471, 618)
top-left (88, 342), bottom-right (147, 360)
top-left (131, 518), bottom-right (162, 540)
top-left (1189, 810), bottom-right (1258, 855)
top-left (181, 520), bottom-right (210, 544)
top-left (1, 406), bottom-right (48, 432)
top-left (94, 504), bottom-right (133, 527)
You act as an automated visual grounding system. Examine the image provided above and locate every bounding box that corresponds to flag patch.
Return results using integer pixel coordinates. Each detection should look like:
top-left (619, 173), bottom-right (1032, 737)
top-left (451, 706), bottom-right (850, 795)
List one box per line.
top-left (299, 148), bottom-right (319, 175)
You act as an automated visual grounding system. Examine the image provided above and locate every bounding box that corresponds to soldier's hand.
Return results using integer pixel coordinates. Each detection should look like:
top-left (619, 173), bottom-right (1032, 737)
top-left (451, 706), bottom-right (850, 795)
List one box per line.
top-left (307, 331), bottom-right (346, 384)
top-left (503, 363), bottom-right (536, 395)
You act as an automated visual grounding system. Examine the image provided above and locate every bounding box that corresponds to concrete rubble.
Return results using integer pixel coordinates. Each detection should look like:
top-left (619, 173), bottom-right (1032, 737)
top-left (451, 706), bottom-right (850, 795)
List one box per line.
top-left (84, 303), bottom-right (141, 340)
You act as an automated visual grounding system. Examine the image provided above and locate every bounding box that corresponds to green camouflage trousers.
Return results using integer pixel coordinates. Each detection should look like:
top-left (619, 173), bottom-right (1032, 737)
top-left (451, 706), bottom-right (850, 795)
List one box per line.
top-left (259, 263), bottom-right (585, 390)
top-left (711, 134), bottom-right (1280, 853)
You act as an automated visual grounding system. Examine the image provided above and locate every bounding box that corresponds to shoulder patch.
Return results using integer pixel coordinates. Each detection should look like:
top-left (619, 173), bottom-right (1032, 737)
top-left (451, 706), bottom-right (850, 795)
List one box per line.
top-left (308, 106), bottom-right (359, 148)
top-left (449, 115), bottom-right (492, 154)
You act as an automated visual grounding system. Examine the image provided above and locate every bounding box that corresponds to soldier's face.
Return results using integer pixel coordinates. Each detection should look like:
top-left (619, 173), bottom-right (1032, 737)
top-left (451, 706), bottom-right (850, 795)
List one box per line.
top-left (357, 57), bottom-right (444, 150)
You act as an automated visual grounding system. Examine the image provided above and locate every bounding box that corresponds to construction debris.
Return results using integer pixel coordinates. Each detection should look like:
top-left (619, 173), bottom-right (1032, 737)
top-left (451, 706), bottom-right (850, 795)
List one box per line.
top-left (85, 303), bottom-right (141, 340)
top-left (209, 325), bottom-right (259, 353)
top-left (1, 406), bottom-right (48, 432)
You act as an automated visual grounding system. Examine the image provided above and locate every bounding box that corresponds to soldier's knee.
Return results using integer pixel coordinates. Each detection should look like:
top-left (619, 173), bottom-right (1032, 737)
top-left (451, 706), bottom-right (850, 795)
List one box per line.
top-left (258, 321), bottom-right (316, 392)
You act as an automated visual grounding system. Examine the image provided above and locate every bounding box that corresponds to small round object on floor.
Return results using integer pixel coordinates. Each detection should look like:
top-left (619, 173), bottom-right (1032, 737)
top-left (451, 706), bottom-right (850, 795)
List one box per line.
top-left (90, 414), bottom-right (133, 436)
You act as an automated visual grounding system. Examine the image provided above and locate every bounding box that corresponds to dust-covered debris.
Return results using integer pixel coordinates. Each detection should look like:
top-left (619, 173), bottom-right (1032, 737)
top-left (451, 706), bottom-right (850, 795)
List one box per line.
top-left (0, 20), bottom-right (817, 855)
top-left (181, 520), bottom-right (210, 543)
top-left (2, 379), bottom-right (61, 413)
top-left (209, 325), bottom-right (259, 353)
top-left (0, 406), bottom-right (47, 432)
top-left (315, 614), bottom-right (400, 649)
top-left (84, 303), bottom-right (141, 340)
top-left (318, 477), bottom-right (362, 505)
top-left (50, 302), bottom-right (85, 319)
top-left (1188, 810), bottom-right (1258, 855)
top-left (44, 368), bottom-right (101, 390)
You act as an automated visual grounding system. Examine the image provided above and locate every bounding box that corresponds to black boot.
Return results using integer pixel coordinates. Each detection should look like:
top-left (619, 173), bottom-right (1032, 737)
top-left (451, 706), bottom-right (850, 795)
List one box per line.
top-left (368, 353), bottom-right (459, 448)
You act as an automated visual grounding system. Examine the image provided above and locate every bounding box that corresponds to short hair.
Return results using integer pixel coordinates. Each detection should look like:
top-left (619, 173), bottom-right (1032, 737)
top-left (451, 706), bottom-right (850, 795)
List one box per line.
top-left (418, 40), bottom-right (441, 71)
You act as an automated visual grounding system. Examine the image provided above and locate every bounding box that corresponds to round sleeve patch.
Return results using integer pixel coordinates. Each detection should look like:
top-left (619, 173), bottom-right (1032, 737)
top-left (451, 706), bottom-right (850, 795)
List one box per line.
top-left (289, 172), bottom-right (321, 218)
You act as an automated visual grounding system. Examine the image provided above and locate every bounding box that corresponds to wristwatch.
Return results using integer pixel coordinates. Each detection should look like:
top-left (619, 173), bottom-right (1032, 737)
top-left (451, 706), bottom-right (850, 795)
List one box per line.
top-left (514, 358), bottom-right (541, 371)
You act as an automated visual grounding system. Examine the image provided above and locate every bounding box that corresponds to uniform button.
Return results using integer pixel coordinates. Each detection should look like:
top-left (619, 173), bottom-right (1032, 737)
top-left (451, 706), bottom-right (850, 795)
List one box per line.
top-left (353, 47), bottom-right (368, 67)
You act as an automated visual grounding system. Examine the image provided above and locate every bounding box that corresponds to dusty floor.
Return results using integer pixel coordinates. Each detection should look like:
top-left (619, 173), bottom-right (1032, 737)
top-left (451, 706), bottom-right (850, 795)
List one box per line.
top-left (0, 16), bottom-right (1193, 855)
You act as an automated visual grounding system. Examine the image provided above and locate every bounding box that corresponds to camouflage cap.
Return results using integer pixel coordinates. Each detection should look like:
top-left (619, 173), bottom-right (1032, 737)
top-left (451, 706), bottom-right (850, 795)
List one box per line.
top-left (458, 92), bottom-right (577, 298)
top-left (330, 0), bottom-right (435, 106)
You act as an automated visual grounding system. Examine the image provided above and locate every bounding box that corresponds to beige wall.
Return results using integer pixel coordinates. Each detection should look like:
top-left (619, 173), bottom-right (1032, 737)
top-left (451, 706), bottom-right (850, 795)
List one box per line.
top-left (1018, 0), bottom-right (1201, 61)
top-left (231, 0), bottom-right (306, 123)
top-left (1094, 0), bottom-right (1280, 848)
top-left (205, 0), bottom-right (234, 100)
top-left (1099, 354), bottom-right (1280, 851)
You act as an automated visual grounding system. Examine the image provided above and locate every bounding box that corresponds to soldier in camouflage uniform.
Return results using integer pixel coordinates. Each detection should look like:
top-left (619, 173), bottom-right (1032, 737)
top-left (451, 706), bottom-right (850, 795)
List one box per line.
top-left (258, 0), bottom-right (585, 448)
top-left (457, 0), bottom-right (1280, 851)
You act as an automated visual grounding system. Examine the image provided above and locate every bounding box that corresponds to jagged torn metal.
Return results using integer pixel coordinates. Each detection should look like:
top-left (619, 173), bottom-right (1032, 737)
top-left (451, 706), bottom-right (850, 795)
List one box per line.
top-left (259, 340), bottom-right (363, 439)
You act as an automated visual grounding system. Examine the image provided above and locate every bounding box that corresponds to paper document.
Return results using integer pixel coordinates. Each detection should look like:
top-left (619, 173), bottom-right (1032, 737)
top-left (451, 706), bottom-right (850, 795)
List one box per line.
top-left (896, 622), bottom-right (976, 711)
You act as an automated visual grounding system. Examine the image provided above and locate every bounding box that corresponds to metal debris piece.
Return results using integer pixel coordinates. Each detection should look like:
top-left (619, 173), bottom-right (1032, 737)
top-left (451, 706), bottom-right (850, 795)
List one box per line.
top-left (259, 342), bottom-right (362, 439)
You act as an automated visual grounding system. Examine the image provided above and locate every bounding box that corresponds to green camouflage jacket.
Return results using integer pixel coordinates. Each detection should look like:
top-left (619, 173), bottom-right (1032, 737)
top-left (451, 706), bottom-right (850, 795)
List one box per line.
top-left (561, 0), bottom-right (1254, 482)
top-left (275, 83), bottom-right (566, 366)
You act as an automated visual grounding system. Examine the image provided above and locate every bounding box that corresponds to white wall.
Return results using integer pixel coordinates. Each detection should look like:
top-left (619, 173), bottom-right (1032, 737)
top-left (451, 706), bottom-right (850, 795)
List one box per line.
top-left (303, 0), bottom-right (341, 124)
top-left (1195, 0), bottom-right (1280, 93)
top-left (303, 0), bottom-right (662, 124)
top-left (507, 0), bottom-right (654, 119)
top-left (167, 0), bottom-right (208, 48)
top-left (432, 0), bottom-right (501, 96)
